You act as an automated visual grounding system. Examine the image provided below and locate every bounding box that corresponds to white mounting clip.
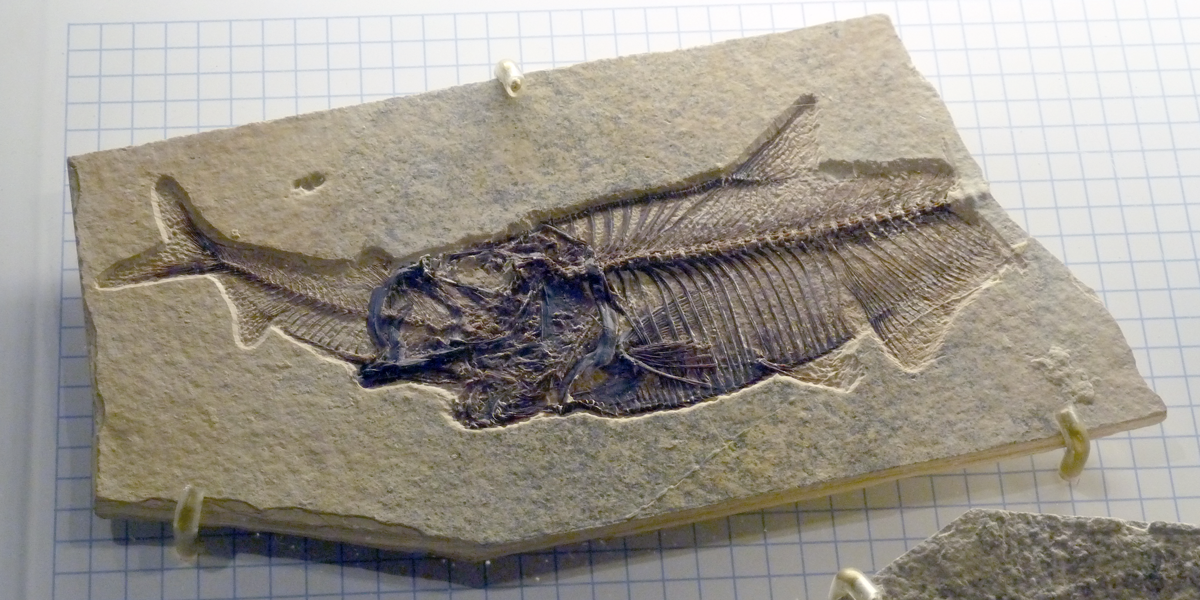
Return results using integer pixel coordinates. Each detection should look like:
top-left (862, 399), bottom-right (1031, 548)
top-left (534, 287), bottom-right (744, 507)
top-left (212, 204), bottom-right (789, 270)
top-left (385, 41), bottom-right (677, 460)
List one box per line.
top-left (495, 59), bottom-right (524, 98)
top-left (1056, 406), bottom-right (1090, 482)
top-left (829, 568), bottom-right (879, 600)
top-left (172, 484), bottom-right (205, 560)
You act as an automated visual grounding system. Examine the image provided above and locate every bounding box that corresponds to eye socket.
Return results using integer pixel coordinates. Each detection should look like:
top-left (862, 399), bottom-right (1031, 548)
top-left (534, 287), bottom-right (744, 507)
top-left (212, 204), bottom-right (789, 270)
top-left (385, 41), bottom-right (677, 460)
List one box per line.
top-left (441, 253), bottom-right (509, 291)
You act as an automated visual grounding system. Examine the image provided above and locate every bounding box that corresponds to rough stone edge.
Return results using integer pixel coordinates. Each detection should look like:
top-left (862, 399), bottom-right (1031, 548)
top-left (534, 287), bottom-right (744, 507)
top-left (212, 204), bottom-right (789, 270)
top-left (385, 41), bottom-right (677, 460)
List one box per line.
top-left (871, 508), bottom-right (1200, 597)
top-left (95, 411), bottom-right (1163, 561)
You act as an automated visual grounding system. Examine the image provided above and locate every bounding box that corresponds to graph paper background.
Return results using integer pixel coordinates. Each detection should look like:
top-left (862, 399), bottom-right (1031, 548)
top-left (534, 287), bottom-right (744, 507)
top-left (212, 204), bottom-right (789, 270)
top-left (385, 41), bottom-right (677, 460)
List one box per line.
top-left (49, 1), bottom-right (1200, 599)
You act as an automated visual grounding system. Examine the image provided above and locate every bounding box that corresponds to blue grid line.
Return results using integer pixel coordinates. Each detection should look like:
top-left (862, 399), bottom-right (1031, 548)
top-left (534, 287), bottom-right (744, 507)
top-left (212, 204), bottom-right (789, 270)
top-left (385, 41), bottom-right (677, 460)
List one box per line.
top-left (1043, 0), bottom-right (1113, 520)
top-left (1152, 0), bottom-right (1200, 498)
top-left (1114, 0), bottom-right (1183, 523)
top-left (49, 34), bottom-right (1200, 51)
top-left (48, 14), bottom-right (1200, 29)
top-left (62, 73), bottom-right (1200, 83)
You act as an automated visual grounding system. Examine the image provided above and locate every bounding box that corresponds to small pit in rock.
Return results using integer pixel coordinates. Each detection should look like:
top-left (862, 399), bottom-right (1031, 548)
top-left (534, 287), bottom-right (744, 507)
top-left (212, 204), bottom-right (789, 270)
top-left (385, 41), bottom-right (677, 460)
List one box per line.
top-left (293, 172), bottom-right (326, 192)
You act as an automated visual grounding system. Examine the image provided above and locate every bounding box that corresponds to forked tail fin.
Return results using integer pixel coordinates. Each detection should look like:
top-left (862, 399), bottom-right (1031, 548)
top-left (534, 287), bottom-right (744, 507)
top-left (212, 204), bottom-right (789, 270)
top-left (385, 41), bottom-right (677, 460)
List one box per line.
top-left (98, 176), bottom-right (220, 287)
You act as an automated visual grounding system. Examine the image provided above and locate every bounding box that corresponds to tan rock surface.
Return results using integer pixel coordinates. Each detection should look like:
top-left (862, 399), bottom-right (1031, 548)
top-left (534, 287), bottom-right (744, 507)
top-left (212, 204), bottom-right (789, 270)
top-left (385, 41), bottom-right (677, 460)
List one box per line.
top-left (70, 15), bottom-right (1164, 559)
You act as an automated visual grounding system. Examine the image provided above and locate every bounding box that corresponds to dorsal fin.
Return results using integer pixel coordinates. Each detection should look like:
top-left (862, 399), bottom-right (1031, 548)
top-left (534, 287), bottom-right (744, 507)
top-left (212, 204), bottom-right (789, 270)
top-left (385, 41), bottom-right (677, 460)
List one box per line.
top-left (731, 95), bottom-right (821, 182)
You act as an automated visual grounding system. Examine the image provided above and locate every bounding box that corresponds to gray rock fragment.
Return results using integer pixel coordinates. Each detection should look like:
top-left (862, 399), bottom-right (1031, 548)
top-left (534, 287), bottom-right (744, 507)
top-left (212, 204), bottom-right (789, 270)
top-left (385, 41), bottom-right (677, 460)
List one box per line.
top-left (873, 510), bottom-right (1200, 599)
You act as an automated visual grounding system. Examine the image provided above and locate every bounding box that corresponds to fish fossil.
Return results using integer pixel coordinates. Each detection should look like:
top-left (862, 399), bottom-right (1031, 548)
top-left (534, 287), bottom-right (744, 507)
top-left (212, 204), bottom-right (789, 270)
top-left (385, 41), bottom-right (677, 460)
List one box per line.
top-left (99, 95), bottom-right (1012, 428)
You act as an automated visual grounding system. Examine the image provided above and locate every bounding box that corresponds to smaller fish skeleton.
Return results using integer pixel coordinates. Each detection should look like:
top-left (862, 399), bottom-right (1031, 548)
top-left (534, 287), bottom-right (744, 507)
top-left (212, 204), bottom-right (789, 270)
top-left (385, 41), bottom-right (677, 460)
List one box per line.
top-left (99, 96), bottom-right (1011, 428)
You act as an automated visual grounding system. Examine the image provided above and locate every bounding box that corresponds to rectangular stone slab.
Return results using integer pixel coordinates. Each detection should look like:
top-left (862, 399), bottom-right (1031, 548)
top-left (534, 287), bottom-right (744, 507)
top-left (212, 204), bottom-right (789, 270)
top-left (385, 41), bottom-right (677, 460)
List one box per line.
top-left (70, 15), bottom-right (1165, 559)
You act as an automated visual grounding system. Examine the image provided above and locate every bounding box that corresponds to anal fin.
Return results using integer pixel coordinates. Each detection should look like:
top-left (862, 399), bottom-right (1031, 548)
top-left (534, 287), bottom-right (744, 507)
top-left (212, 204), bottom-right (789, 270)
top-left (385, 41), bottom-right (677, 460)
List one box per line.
top-left (834, 208), bottom-right (1009, 370)
top-left (783, 345), bottom-right (864, 392)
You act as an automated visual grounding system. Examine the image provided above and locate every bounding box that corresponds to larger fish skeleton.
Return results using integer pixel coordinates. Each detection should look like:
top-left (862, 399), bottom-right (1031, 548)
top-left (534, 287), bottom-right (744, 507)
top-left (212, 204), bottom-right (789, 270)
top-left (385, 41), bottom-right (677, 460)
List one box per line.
top-left (99, 96), bottom-right (1011, 428)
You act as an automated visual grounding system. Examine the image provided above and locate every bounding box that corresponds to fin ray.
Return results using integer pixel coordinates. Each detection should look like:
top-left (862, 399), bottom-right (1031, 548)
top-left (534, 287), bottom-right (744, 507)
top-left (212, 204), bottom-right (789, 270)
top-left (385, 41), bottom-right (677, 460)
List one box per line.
top-left (98, 176), bottom-right (217, 287)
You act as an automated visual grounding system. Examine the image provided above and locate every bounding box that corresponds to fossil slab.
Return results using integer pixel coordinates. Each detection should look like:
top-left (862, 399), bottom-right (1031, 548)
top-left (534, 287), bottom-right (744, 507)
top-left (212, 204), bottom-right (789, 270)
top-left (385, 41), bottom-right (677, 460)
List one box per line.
top-left (872, 510), bottom-right (1200, 598)
top-left (71, 15), bottom-right (1165, 559)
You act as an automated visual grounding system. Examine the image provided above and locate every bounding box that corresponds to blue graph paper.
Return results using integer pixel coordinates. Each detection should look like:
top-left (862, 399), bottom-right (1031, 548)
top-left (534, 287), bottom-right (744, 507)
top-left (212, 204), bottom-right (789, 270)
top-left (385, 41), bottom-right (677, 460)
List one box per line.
top-left (50, 1), bottom-right (1200, 599)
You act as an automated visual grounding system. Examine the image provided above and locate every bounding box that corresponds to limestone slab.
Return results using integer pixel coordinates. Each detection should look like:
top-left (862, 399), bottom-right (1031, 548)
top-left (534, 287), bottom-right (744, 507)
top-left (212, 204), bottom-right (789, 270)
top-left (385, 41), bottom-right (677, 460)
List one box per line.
top-left (70, 15), bottom-right (1165, 559)
top-left (872, 510), bottom-right (1200, 598)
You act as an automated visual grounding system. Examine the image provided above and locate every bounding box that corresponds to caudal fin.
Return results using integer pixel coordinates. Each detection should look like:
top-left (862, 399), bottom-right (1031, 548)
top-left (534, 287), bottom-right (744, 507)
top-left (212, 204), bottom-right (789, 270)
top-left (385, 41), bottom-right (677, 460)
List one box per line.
top-left (98, 176), bottom-right (220, 287)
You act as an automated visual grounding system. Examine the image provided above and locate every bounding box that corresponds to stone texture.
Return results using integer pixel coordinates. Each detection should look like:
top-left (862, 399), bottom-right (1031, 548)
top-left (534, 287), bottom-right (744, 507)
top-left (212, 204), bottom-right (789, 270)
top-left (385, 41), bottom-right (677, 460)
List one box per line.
top-left (69, 15), bottom-right (1164, 558)
top-left (873, 510), bottom-right (1200, 599)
